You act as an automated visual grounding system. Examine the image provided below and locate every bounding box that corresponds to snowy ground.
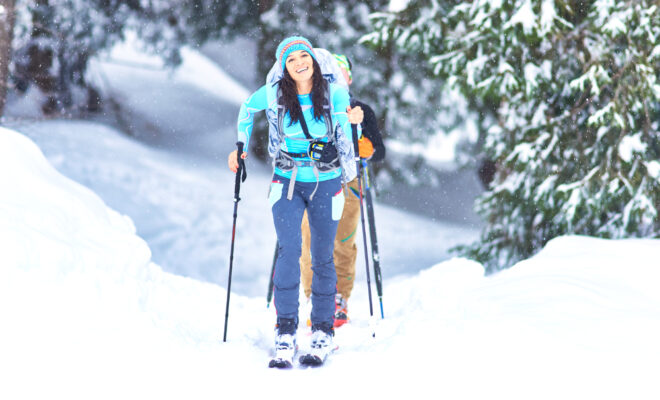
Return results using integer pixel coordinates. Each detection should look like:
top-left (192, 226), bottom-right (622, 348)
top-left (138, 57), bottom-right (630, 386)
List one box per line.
top-left (2, 126), bottom-right (659, 399)
top-left (2, 40), bottom-right (659, 400)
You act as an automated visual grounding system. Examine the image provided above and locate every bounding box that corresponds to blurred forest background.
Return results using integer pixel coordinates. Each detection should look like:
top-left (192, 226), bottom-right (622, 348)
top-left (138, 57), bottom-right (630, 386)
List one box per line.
top-left (0, 0), bottom-right (658, 271)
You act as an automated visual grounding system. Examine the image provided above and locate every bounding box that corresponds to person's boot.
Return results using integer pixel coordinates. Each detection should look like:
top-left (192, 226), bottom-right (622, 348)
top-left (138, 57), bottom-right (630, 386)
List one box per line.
top-left (300, 322), bottom-right (335, 366)
top-left (333, 293), bottom-right (349, 328)
top-left (268, 318), bottom-right (297, 368)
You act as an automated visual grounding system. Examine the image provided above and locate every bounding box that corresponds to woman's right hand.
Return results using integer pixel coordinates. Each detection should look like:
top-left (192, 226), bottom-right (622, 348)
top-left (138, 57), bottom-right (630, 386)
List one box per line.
top-left (228, 150), bottom-right (248, 173)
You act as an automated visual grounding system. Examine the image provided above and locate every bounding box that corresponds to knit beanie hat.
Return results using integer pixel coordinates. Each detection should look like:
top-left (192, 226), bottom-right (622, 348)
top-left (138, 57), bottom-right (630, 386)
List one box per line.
top-left (276, 36), bottom-right (317, 71)
top-left (333, 54), bottom-right (352, 81)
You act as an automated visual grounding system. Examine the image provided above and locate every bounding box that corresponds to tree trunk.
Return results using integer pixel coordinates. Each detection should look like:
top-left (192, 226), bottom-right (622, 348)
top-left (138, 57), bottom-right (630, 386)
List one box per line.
top-left (0, 0), bottom-right (15, 118)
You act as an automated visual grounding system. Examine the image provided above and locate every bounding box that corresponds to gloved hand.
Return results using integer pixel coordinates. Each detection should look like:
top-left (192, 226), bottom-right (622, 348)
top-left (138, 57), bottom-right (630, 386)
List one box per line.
top-left (228, 150), bottom-right (247, 173)
top-left (358, 136), bottom-right (374, 159)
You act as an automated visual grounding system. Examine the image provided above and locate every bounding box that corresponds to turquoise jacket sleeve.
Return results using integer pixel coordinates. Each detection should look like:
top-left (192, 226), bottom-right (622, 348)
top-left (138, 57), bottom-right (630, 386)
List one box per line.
top-left (330, 84), bottom-right (361, 143)
top-left (237, 85), bottom-right (268, 151)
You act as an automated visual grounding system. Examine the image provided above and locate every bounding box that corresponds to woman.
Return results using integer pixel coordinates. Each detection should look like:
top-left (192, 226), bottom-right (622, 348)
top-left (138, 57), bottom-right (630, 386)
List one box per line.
top-left (228, 36), bottom-right (363, 367)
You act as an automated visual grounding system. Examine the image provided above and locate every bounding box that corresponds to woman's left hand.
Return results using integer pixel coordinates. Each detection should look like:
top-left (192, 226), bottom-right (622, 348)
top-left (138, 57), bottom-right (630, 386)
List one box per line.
top-left (347, 105), bottom-right (364, 125)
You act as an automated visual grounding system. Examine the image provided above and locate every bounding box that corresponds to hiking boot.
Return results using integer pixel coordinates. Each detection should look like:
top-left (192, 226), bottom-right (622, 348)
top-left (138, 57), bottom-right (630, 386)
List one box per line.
top-left (310, 328), bottom-right (333, 350)
top-left (334, 293), bottom-right (349, 328)
top-left (300, 323), bottom-right (335, 365)
top-left (270, 332), bottom-right (296, 368)
top-left (269, 318), bottom-right (297, 368)
top-left (276, 317), bottom-right (297, 335)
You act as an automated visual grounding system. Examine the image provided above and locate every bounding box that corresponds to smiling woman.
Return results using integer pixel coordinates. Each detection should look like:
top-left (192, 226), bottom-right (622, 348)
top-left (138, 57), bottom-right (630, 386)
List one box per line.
top-left (227, 35), bottom-right (364, 368)
top-left (277, 48), bottom-right (329, 128)
top-left (285, 50), bottom-right (313, 88)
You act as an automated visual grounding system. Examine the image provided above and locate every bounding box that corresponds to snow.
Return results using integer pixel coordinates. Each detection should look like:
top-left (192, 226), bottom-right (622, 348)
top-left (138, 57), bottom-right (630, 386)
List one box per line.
top-left (96, 31), bottom-right (251, 105)
top-left (388, 0), bottom-right (411, 13)
top-left (504, 0), bottom-right (537, 35)
top-left (618, 134), bottom-right (646, 162)
top-left (603, 14), bottom-right (628, 36)
top-left (540, 0), bottom-right (558, 34)
top-left (647, 160), bottom-right (660, 180)
top-left (386, 124), bottom-right (474, 169)
top-left (2, 40), bottom-right (660, 400)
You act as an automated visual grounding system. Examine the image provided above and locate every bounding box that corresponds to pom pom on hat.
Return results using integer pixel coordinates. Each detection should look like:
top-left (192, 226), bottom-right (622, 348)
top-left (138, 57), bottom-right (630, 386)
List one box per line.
top-left (276, 36), bottom-right (317, 70)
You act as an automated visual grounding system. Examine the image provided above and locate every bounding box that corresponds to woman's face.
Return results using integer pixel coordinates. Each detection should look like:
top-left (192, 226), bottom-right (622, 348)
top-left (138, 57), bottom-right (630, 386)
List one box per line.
top-left (285, 50), bottom-right (314, 83)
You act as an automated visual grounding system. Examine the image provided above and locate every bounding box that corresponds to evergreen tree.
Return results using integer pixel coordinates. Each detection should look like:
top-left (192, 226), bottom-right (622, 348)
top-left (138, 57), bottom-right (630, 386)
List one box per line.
top-left (0, 0), bottom-right (15, 117)
top-left (369, 0), bottom-right (660, 271)
top-left (10, 0), bottom-right (256, 115)
top-left (12, 0), bottom-right (140, 113)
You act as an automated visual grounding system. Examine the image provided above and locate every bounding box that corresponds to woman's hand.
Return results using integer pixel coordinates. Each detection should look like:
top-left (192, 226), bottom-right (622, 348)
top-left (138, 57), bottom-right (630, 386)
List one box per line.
top-left (228, 150), bottom-right (248, 173)
top-left (347, 105), bottom-right (364, 125)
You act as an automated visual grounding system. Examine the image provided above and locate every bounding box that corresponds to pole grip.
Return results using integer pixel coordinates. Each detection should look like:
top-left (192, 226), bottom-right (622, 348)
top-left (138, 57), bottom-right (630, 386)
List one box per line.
top-left (351, 125), bottom-right (359, 158)
top-left (234, 142), bottom-right (246, 198)
top-left (237, 141), bottom-right (244, 159)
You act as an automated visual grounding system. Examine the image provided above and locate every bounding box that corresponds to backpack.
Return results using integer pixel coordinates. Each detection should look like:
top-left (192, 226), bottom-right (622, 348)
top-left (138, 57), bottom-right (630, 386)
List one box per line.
top-left (264, 48), bottom-right (357, 200)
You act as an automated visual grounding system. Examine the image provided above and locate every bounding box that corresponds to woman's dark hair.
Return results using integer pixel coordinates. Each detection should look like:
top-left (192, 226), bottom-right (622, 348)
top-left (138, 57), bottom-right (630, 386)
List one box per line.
top-left (278, 57), bottom-right (328, 126)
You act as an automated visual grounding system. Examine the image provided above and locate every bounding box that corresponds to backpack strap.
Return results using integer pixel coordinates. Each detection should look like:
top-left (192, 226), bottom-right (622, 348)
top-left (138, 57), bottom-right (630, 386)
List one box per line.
top-left (298, 106), bottom-right (314, 140)
top-left (274, 83), bottom-right (340, 200)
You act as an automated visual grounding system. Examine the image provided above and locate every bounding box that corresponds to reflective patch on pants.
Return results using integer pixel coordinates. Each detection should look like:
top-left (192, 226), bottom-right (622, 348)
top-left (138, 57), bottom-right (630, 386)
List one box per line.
top-left (331, 189), bottom-right (345, 221)
top-left (269, 181), bottom-right (283, 208)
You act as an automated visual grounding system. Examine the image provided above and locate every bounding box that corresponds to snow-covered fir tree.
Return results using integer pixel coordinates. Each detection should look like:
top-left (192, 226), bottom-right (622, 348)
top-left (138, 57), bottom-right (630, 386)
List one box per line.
top-left (369, 0), bottom-right (660, 271)
top-left (10, 0), bottom-right (253, 114)
top-left (12, 0), bottom-right (140, 113)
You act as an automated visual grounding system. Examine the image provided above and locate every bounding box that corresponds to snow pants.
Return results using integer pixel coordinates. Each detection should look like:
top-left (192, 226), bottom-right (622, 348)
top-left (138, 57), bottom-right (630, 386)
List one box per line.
top-left (269, 174), bottom-right (344, 327)
top-left (300, 177), bottom-right (360, 300)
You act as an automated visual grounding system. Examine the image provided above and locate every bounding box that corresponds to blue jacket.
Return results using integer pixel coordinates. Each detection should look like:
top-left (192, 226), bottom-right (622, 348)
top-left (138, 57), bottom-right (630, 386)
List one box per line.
top-left (237, 82), bottom-right (359, 183)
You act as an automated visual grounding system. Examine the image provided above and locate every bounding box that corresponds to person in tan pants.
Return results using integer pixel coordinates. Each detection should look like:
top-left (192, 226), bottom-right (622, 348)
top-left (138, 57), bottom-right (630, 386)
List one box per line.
top-left (300, 54), bottom-right (385, 328)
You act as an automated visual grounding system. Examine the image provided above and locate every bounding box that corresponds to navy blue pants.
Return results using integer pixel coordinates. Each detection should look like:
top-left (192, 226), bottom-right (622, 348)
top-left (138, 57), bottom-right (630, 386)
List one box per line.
top-left (269, 174), bottom-right (344, 327)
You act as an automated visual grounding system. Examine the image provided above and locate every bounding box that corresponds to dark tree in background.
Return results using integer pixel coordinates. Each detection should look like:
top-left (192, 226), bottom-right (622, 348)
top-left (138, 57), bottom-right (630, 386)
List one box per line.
top-left (12, 0), bottom-right (143, 114)
top-left (369, 0), bottom-right (660, 272)
top-left (10, 0), bottom-right (258, 115)
top-left (0, 0), bottom-right (15, 117)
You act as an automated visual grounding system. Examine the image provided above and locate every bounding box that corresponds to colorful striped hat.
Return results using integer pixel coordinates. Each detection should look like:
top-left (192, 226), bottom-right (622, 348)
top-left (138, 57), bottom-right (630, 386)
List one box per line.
top-left (276, 36), bottom-right (317, 71)
top-left (333, 54), bottom-right (352, 81)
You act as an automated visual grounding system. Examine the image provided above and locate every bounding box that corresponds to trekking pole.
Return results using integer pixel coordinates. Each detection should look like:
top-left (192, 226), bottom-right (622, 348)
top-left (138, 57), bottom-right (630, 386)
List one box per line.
top-left (223, 142), bottom-right (247, 342)
top-left (266, 240), bottom-right (279, 308)
top-left (352, 125), bottom-right (375, 337)
top-left (362, 159), bottom-right (384, 319)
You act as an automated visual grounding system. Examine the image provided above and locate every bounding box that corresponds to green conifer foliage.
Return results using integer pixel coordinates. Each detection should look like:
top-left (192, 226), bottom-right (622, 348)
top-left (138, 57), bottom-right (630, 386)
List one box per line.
top-left (368, 0), bottom-right (660, 271)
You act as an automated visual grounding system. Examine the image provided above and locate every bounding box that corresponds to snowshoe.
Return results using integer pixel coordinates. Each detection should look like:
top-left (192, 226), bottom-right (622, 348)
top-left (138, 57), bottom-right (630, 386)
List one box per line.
top-left (268, 333), bottom-right (297, 369)
top-left (299, 325), bottom-right (335, 366)
top-left (268, 318), bottom-right (297, 369)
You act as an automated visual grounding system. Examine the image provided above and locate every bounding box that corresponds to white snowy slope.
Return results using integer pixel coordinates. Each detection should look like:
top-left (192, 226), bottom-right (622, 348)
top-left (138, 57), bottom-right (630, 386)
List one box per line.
top-left (84, 33), bottom-right (250, 160)
top-left (1, 126), bottom-right (659, 400)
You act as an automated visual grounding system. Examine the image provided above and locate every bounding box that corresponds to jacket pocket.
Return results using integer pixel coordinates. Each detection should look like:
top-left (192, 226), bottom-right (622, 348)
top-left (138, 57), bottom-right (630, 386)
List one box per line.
top-left (269, 181), bottom-right (283, 208)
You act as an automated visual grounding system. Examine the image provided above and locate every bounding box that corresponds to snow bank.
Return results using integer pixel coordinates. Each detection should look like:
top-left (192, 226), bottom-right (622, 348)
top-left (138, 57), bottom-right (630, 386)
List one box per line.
top-left (0, 127), bottom-right (151, 272)
top-left (2, 125), bottom-right (659, 400)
